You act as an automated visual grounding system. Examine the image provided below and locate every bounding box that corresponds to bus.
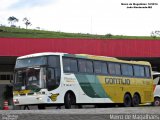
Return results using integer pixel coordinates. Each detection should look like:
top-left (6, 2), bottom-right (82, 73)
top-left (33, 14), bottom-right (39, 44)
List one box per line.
top-left (13, 52), bottom-right (154, 109)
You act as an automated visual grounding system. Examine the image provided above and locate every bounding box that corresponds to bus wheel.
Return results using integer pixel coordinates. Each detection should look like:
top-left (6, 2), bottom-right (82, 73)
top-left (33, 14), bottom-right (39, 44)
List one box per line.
top-left (123, 94), bottom-right (132, 107)
top-left (64, 92), bottom-right (76, 109)
top-left (132, 94), bottom-right (140, 107)
top-left (154, 97), bottom-right (160, 106)
top-left (38, 104), bottom-right (45, 109)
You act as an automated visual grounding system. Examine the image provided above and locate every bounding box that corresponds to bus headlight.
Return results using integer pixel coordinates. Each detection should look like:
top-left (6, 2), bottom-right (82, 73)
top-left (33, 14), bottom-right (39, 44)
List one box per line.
top-left (13, 99), bottom-right (19, 104)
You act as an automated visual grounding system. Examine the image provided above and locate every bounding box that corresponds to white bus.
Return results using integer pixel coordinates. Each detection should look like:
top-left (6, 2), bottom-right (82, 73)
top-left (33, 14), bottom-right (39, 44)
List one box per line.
top-left (13, 52), bottom-right (154, 109)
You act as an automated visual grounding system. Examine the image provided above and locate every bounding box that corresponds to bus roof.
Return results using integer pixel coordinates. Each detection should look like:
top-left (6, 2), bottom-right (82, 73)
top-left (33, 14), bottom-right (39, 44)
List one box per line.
top-left (17, 52), bottom-right (151, 66)
top-left (75, 54), bottom-right (151, 66)
top-left (17, 52), bottom-right (66, 59)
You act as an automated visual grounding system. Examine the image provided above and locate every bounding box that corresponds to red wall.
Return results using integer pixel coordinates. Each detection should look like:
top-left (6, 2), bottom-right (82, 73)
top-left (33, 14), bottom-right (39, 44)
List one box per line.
top-left (0, 38), bottom-right (159, 57)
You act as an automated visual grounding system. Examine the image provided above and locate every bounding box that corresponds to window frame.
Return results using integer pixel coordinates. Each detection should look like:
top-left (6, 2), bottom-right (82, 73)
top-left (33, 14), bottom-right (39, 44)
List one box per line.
top-left (93, 60), bottom-right (108, 75)
top-left (133, 65), bottom-right (145, 78)
top-left (62, 56), bottom-right (152, 79)
top-left (108, 62), bottom-right (121, 76)
top-left (121, 63), bottom-right (134, 77)
top-left (78, 58), bottom-right (94, 74)
top-left (62, 57), bottom-right (78, 73)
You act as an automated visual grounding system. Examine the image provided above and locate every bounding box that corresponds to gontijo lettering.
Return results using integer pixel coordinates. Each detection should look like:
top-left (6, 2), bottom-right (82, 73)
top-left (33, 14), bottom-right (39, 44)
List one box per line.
top-left (105, 78), bottom-right (130, 85)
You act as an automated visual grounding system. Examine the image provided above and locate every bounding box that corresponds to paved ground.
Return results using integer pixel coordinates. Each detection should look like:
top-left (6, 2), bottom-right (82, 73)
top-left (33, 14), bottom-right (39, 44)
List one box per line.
top-left (0, 106), bottom-right (160, 120)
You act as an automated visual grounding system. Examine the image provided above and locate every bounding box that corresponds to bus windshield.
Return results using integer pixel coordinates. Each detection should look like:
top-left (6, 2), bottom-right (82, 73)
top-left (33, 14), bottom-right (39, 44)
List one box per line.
top-left (14, 67), bottom-right (46, 91)
top-left (15, 56), bottom-right (47, 68)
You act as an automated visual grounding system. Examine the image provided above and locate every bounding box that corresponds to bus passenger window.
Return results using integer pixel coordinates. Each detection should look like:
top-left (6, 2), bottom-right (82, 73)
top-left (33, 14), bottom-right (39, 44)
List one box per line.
top-left (101, 62), bottom-right (108, 75)
top-left (134, 65), bottom-right (145, 77)
top-left (78, 60), bottom-right (87, 73)
top-left (128, 65), bottom-right (133, 76)
top-left (63, 58), bottom-right (71, 72)
top-left (122, 64), bottom-right (128, 76)
top-left (70, 59), bottom-right (78, 72)
top-left (134, 66), bottom-right (140, 77)
top-left (122, 64), bottom-right (133, 76)
top-left (94, 61), bottom-right (101, 74)
top-left (86, 60), bottom-right (93, 73)
top-left (139, 66), bottom-right (145, 77)
top-left (145, 66), bottom-right (151, 78)
top-left (108, 63), bottom-right (116, 75)
top-left (115, 63), bottom-right (121, 75)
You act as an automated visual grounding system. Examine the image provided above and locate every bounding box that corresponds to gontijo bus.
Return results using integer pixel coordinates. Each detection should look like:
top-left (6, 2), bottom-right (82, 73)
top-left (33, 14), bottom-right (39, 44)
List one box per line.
top-left (13, 52), bottom-right (154, 109)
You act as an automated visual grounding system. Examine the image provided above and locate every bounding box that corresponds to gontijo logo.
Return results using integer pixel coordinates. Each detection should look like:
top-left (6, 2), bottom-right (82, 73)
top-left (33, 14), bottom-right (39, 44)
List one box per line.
top-left (105, 78), bottom-right (130, 85)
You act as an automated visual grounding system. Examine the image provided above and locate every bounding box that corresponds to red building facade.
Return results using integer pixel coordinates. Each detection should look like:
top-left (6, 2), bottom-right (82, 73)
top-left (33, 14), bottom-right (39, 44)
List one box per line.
top-left (0, 37), bottom-right (160, 86)
top-left (0, 38), bottom-right (159, 57)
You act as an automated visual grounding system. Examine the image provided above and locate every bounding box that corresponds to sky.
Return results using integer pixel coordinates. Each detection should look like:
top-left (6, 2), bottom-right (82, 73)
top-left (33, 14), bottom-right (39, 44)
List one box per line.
top-left (0, 0), bottom-right (160, 36)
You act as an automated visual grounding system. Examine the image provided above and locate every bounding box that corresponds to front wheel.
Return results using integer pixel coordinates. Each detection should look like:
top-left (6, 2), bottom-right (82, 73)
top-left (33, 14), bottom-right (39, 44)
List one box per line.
top-left (154, 97), bottom-right (160, 106)
top-left (123, 94), bottom-right (132, 107)
top-left (64, 92), bottom-right (76, 109)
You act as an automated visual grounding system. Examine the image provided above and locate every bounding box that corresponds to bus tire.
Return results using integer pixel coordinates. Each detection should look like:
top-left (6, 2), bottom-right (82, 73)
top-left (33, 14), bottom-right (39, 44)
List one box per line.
top-left (64, 92), bottom-right (76, 109)
top-left (38, 104), bottom-right (45, 109)
top-left (132, 94), bottom-right (140, 107)
top-left (123, 93), bottom-right (132, 107)
top-left (154, 97), bottom-right (160, 106)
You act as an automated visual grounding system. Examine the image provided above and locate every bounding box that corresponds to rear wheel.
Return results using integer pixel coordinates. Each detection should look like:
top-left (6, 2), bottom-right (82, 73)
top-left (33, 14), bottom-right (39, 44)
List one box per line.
top-left (132, 94), bottom-right (140, 107)
top-left (154, 97), bottom-right (160, 106)
top-left (123, 94), bottom-right (132, 107)
top-left (64, 92), bottom-right (76, 109)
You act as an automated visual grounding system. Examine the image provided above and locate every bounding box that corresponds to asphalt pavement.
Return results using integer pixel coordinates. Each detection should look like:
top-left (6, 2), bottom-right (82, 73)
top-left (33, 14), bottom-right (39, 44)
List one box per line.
top-left (0, 106), bottom-right (160, 120)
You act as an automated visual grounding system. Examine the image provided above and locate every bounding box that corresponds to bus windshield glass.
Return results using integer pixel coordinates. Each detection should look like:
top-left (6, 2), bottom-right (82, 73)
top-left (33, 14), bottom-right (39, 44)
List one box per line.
top-left (14, 67), bottom-right (46, 91)
top-left (15, 56), bottom-right (47, 68)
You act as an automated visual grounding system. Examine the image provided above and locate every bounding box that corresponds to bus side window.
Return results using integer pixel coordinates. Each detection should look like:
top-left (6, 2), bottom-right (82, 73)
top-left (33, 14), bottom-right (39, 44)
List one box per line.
top-left (121, 64), bottom-right (133, 76)
top-left (94, 61), bottom-right (102, 74)
top-left (139, 66), bottom-right (145, 77)
top-left (94, 61), bottom-right (108, 75)
top-left (78, 59), bottom-right (87, 73)
top-left (115, 63), bottom-right (121, 75)
top-left (108, 63), bottom-right (116, 75)
top-left (63, 58), bottom-right (71, 72)
top-left (134, 65), bottom-right (145, 77)
top-left (128, 65), bottom-right (133, 76)
top-left (101, 62), bottom-right (108, 75)
top-left (145, 66), bottom-right (151, 78)
top-left (134, 65), bottom-right (140, 77)
top-left (70, 59), bottom-right (78, 72)
top-left (86, 60), bottom-right (93, 73)
top-left (63, 57), bottom-right (78, 73)
top-left (122, 64), bottom-right (128, 76)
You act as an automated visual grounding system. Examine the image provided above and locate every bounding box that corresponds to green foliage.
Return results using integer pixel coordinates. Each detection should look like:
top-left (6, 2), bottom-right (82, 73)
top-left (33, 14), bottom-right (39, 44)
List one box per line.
top-left (0, 26), bottom-right (160, 39)
top-left (8, 16), bottom-right (19, 26)
top-left (23, 17), bottom-right (32, 29)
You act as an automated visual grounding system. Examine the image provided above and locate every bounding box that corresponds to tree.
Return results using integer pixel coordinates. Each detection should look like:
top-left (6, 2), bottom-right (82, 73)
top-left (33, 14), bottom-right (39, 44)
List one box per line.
top-left (8, 16), bottom-right (19, 27)
top-left (23, 17), bottom-right (32, 29)
top-left (151, 30), bottom-right (160, 39)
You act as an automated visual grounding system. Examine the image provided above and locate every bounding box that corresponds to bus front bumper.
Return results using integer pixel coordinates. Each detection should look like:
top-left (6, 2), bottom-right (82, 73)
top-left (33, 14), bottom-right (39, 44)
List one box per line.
top-left (13, 95), bottom-right (50, 105)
